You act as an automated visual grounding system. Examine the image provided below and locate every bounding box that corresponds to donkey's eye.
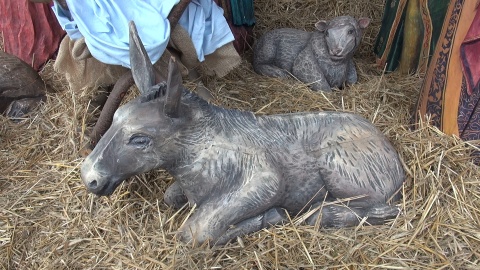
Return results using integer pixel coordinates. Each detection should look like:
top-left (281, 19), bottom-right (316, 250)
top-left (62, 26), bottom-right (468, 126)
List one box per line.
top-left (325, 30), bottom-right (329, 37)
top-left (128, 135), bottom-right (152, 148)
top-left (348, 29), bottom-right (354, 34)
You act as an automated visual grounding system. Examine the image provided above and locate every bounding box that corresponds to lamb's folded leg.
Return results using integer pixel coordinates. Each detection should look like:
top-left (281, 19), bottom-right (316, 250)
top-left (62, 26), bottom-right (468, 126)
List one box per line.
top-left (255, 64), bottom-right (291, 78)
top-left (292, 52), bottom-right (331, 91)
top-left (345, 59), bottom-right (358, 85)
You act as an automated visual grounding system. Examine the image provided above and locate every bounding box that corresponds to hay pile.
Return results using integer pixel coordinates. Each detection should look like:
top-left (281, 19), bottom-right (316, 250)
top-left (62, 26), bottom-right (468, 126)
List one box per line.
top-left (1, 0), bottom-right (479, 269)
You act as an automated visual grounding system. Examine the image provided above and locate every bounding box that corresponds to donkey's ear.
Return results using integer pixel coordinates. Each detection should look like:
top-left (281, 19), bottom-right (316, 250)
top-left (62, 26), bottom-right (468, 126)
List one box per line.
top-left (315, 20), bottom-right (328, 32)
top-left (164, 57), bottom-right (183, 118)
top-left (129, 21), bottom-right (155, 96)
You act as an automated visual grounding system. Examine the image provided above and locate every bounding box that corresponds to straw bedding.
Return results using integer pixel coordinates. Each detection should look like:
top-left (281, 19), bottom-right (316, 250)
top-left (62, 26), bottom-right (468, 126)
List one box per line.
top-left (1, 0), bottom-right (479, 269)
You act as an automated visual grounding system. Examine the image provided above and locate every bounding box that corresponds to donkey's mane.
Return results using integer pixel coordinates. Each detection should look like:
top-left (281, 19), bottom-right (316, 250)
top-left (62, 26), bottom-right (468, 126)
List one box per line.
top-left (140, 82), bottom-right (167, 103)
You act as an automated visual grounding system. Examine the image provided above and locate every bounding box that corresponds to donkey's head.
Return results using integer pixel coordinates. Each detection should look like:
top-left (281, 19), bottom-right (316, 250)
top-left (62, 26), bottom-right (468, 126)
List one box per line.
top-left (81, 21), bottom-right (187, 196)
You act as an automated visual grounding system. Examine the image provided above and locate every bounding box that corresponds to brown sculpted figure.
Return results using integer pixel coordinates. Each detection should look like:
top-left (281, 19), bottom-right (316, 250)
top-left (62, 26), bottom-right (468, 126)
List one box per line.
top-left (253, 16), bottom-right (370, 91)
top-left (0, 51), bottom-right (46, 118)
top-left (81, 22), bottom-right (404, 246)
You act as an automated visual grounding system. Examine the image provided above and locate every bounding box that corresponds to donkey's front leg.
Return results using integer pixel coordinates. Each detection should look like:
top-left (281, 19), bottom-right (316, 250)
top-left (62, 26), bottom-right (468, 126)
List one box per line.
top-left (164, 181), bottom-right (187, 209)
top-left (177, 171), bottom-right (282, 246)
top-left (215, 207), bottom-right (288, 245)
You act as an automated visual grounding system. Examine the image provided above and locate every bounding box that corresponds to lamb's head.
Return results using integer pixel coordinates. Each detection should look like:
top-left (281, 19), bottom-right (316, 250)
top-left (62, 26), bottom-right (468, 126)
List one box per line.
top-left (81, 21), bottom-right (188, 196)
top-left (315, 16), bottom-right (370, 61)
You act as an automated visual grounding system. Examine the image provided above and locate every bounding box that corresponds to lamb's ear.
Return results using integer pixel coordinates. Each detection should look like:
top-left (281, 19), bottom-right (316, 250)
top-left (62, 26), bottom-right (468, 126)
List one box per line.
top-left (164, 57), bottom-right (183, 118)
top-left (357, 17), bottom-right (371, 29)
top-left (129, 21), bottom-right (155, 96)
top-left (315, 20), bottom-right (328, 32)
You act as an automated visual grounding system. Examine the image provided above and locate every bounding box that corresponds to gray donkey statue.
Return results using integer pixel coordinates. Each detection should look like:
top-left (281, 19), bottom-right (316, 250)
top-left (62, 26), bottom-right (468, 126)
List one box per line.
top-left (81, 21), bottom-right (405, 246)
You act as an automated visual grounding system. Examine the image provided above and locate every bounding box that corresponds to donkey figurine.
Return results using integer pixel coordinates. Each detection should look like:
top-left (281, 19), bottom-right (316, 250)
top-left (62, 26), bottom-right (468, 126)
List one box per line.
top-left (81, 21), bottom-right (405, 246)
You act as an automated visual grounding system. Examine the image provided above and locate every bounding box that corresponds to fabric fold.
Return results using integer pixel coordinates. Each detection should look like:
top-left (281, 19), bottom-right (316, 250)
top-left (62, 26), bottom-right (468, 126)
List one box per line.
top-left (53, 0), bottom-right (235, 68)
top-left (460, 6), bottom-right (480, 95)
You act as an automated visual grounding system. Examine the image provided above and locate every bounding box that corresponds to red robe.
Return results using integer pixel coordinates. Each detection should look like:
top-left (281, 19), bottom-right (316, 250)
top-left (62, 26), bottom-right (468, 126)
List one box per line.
top-left (0, 0), bottom-right (64, 71)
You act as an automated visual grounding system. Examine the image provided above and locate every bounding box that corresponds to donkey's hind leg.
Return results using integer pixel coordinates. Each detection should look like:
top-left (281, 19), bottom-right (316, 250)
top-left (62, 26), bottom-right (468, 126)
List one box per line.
top-left (305, 202), bottom-right (400, 227)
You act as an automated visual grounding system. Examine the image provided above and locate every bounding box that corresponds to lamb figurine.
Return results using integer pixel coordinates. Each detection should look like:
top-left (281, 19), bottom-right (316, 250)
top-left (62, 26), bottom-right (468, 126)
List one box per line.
top-left (253, 16), bottom-right (370, 92)
top-left (81, 21), bottom-right (404, 247)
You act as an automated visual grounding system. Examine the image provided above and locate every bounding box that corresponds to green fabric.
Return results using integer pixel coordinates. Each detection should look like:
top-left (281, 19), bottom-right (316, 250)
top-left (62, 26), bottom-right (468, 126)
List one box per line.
top-left (373, 0), bottom-right (406, 71)
top-left (230, 0), bottom-right (255, 26)
top-left (374, 0), bottom-right (450, 72)
top-left (386, 15), bottom-right (406, 72)
top-left (427, 0), bottom-right (449, 57)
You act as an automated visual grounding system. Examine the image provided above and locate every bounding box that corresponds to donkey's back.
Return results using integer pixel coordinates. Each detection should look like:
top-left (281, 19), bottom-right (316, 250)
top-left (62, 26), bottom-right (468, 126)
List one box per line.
top-left (253, 111), bottom-right (404, 213)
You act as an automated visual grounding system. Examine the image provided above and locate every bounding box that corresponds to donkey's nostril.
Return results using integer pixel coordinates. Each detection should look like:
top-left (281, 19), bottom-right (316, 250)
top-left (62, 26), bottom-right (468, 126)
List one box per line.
top-left (88, 180), bottom-right (98, 189)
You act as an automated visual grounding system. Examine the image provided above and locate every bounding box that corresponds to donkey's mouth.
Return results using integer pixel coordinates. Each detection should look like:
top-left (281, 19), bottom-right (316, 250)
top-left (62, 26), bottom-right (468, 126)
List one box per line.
top-left (88, 178), bottom-right (124, 196)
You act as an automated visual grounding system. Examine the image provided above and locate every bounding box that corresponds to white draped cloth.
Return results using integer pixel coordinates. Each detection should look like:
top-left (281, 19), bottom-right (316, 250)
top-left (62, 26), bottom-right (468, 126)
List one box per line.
top-left (53, 0), bottom-right (235, 67)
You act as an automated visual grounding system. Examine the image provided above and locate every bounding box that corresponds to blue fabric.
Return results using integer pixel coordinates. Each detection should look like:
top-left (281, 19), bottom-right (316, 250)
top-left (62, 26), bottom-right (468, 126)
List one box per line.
top-left (52, 4), bottom-right (82, 40)
top-left (53, 0), bottom-right (234, 67)
top-left (178, 0), bottom-right (234, 61)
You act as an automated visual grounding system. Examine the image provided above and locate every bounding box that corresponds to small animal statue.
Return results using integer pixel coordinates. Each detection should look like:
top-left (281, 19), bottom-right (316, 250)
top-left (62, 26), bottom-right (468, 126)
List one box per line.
top-left (0, 51), bottom-right (46, 118)
top-left (81, 21), bottom-right (404, 246)
top-left (253, 16), bottom-right (370, 92)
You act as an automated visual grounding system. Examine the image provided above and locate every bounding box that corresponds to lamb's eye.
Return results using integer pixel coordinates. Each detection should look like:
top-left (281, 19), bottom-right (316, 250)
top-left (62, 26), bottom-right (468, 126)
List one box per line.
top-left (348, 29), bottom-right (354, 34)
top-left (128, 135), bottom-right (152, 148)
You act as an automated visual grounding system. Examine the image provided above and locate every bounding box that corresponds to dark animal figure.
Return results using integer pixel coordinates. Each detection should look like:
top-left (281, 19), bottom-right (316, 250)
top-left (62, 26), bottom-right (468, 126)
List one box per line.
top-left (253, 16), bottom-right (370, 91)
top-left (81, 21), bottom-right (405, 246)
top-left (0, 51), bottom-right (46, 118)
